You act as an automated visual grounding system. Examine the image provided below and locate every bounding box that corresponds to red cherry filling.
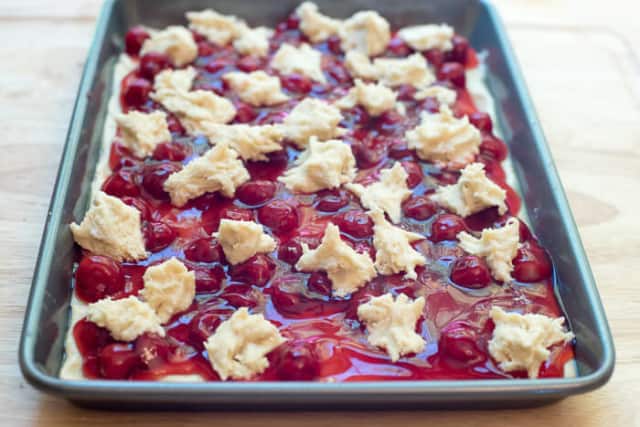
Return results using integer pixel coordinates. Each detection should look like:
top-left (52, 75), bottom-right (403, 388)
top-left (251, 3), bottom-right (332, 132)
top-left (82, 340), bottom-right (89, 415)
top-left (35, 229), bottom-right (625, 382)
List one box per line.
top-left (277, 239), bottom-right (303, 265)
top-left (98, 343), bottom-right (140, 379)
top-left (193, 265), bottom-right (226, 292)
top-left (430, 214), bottom-right (467, 242)
top-left (439, 321), bottom-right (485, 363)
top-left (258, 200), bottom-right (299, 233)
top-left (75, 256), bottom-right (124, 303)
top-left (74, 319), bottom-right (113, 356)
top-left (139, 52), bottom-right (171, 80)
top-left (273, 341), bottom-right (320, 381)
top-left (480, 135), bottom-right (508, 162)
top-left (234, 102), bottom-right (258, 123)
top-left (236, 180), bottom-right (277, 206)
top-left (230, 254), bottom-right (275, 286)
top-left (424, 48), bottom-right (445, 69)
top-left (121, 74), bottom-right (152, 110)
top-left (102, 169), bottom-right (140, 198)
top-left (188, 309), bottom-right (231, 349)
top-left (333, 210), bottom-right (373, 239)
top-left (142, 163), bottom-right (181, 200)
top-left (184, 238), bottom-right (224, 263)
top-left (450, 255), bottom-right (492, 288)
top-left (307, 271), bottom-right (332, 296)
top-left (388, 36), bottom-right (411, 56)
top-left (124, 26), bottom-right (150, 56)
top-left (153, 142), bottom-right (190, 162)
top-left (143, 221), bottom-right (176, 252)
top-left (237, 56), bottom-right (262, 72)
top-left (446, 35), bottom-right (470, 65)
top-left (403, 195), bottom-right (437, 220)
top-left (512, 241), bottom-right (553, 282)
top-left (315, 189), bottom-right (350, 212)
top-left (135, 333), bottom-right (171, 369)
top-left (220, 206), bottom-right (254, 222)
top-left (437, 62), bottom-right (466, 88)
top-left (121, 196), bottom-right (151, 221)
top-left (400, 161), bottom-right (424, 188)
top-left (281, 73), bottom-right (313, 93)
top-left (468, 111), bottom-right (493, 133)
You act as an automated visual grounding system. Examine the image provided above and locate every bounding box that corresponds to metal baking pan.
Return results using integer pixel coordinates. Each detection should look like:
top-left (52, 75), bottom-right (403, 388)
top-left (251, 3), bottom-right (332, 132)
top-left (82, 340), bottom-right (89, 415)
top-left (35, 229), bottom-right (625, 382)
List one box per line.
top-left (19, 0), bottom-right (614, 409)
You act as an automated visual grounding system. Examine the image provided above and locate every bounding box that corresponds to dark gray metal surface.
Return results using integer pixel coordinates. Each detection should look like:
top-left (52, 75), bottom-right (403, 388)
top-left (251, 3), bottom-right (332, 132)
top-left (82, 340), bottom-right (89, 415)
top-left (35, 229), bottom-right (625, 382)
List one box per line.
top-left (19, 0), bottom-right (615, 409)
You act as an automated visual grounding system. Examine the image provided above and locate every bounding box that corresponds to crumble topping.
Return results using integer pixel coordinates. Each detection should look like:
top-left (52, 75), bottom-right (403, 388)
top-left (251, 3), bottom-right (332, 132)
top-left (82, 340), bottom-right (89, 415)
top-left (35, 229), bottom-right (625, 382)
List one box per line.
top-left (414, 85), bottom-right (457, 106)
top-left (140, 26), bottom-right (197, 67)
top-left (357, 293), bottom-right (426, 362)
top-left (140, 257), bottom-right (196, 323)
top-left (296, 223), bottom-right (376, 297)
top-left (339, 10), bottom-right (390, 56)
top-left (432, 162), bottom-right (507, 217)
top-left (282, 98), bottom-right (345, 148)
top-left (398, 24), bottom-right (454, 51)
top-left (164, 142), bottom-right (250, 207)
top-left (70, 191), bottom-right (147, 262)
top-left (86, 296), bottom-right (164, 341)
top-left (335, 79), bottom-right (397, 117)
top-left (204, 307), bottom-right (285, 380)
top-left (346, 162), bottom-right (412, 223)
top-left (369, 209), bottom-right (426, 279)
top-left (186, 9), bottom-right (247, 46)
top-left (202, 123), bottom-right (284, 161)
top-left (405, 106), bottom-right (481, 166)
top-left (271, 43), bottom-right (327, 83)
top-left (374, 53), bottom-right (435, 88)
top-left (279, 137), bottom-right (356, 193)
top-left (115, 110), bottom-right (171, 158)
top-left (344, 51), bottom-right (379, 80)
top-left (457, 218), bottom-right (521, 283)
top-left (152, 67), bottom-right (196, 95)
top-left (222, 70), bottom-right (289, 106)
top-left (232, 27), bottom-right (274, 57)
top-left (296, 1), bottom-right (341, 43)
top-left (213, 219), bottom-right (277, 265)
top-left (489, 306), bottom-right (574, 378)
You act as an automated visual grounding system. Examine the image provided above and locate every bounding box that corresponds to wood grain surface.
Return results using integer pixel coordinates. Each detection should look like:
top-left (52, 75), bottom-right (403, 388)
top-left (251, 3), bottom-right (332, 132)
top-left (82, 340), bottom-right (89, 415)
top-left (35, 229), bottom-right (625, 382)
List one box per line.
top-left (1, 0), bottom-right (638, 425)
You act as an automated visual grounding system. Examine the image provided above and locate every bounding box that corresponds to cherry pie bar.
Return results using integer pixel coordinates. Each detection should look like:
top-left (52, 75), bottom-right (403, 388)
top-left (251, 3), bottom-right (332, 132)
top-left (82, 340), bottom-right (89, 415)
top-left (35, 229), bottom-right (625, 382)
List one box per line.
top-left (61, 2), bottom-right (575, 382)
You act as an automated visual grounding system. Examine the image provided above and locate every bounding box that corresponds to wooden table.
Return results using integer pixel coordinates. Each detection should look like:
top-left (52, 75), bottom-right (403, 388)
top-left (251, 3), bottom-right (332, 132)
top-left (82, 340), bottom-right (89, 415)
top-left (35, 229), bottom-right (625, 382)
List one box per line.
top-left (1, 0), bottom-right (638, 425)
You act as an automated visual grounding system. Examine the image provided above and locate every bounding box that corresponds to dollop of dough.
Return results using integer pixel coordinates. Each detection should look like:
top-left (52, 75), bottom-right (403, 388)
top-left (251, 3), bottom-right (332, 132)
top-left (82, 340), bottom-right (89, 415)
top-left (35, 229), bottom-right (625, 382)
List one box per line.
top-left (279, 137), bottom-right (356, 193)
top-left (70, 191), bottom-right (146, 262)
top-left (457, 217), bottom-right (521, 282)
top-left (186, 9), bottom-right (247, 46)
top-left (203, 123), bottom-right (284, 161)
top-left (357, 293), bottom-right (426, 362)
top-left (271, 43), bottom-right (326, 83)
top-left (115, 110), bottom-right (171, 158)
top-left (295, 223), bottom-right (376, 297)
top-left (406, 105), bottom-right (481, 166)
top-left (282, 98), bottom-right (345, 148)
top-left (339, 11), bottom-right (390, 56)
top-left (414, 85), bottom-right (457, 106)
top-left (296, 2), bottom-right (341, 43)
top-left (213, 219), bottom-right (277, 265)
top-left (335, 79), bottom-right (397, 117)
top-left (151, 68), bottom-right (236, 135)
top-left (86, 296), bottom-right (164, 342)
top-left (432, 162), bottom-right (507, 217)
top-left (346, 162), bottom-right (412, 223)
top-left (140, 26), bottom-right (197, 67)
top-left (204, 307), bottom-right (285, 380)
top-left (232, 27), bottom-right (273, 57)
top-left (141, 257), bottom-right (196, 323)
top-left (398, 24), bottom-right (454, 51)
top-left (369, 209), bottom-right (426, 279)
top-left (223, 71), bottom-right (289, 107)
top-left (488, 306), bottom-right (574, 378)
top-left (163, 143), bottom-right (249, 207)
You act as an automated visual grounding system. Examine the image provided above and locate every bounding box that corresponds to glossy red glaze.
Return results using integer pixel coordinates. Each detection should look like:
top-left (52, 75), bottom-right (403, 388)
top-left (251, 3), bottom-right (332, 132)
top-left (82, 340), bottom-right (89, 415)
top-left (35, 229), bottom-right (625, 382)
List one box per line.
top-left (72, 11), bottom-right (574, 382)
top-left (124, 26), bottom-right (150, 56)
top-left (75, 256), bottom-right (124, 303)
top-left (450, 255), bottom-right (492, 288)
top-left (139, 52), bottom-right (171, 80)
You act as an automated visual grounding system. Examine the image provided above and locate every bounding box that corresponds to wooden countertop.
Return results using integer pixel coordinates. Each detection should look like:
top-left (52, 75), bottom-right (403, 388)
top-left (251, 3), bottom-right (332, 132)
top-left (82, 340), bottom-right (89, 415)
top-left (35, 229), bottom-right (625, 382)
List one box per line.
top-left (1, 0), bottom-right (638, 425)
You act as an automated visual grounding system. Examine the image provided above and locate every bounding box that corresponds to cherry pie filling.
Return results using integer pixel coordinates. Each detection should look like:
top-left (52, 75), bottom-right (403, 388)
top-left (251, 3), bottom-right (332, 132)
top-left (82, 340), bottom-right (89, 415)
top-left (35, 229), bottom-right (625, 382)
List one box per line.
top-left (70, 12), bottom-right (573, 381)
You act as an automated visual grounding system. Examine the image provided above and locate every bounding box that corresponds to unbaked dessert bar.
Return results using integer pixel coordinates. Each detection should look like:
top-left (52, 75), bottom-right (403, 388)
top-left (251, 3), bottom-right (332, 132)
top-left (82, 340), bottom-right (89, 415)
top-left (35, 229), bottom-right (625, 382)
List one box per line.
top-left (61, 2), bottom-right (575, 382)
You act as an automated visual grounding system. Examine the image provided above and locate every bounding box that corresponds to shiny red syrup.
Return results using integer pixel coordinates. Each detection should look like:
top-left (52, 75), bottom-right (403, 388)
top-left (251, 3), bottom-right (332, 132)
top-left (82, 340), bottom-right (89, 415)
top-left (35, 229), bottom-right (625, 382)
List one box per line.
top-left (71, 14), bottom-right (573, 382)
